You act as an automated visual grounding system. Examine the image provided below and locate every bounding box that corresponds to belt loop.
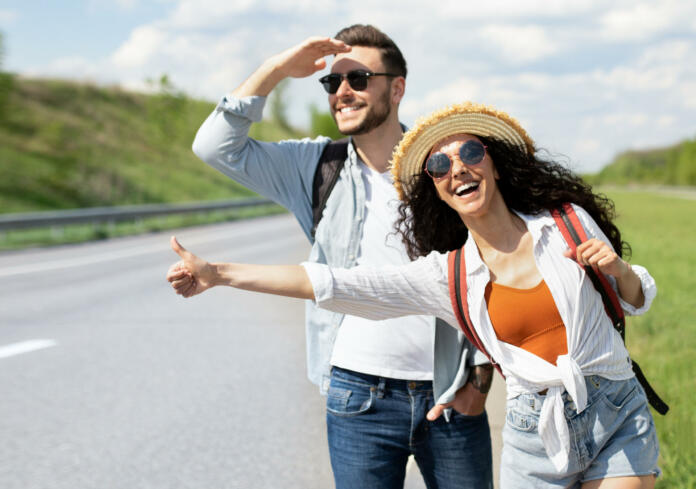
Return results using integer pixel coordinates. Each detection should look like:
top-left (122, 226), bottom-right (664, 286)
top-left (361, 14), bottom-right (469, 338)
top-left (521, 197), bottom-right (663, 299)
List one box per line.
top-left (376, 378), bottom-right (386, 399)
top-left (533, 396), bottom-right (543, 412)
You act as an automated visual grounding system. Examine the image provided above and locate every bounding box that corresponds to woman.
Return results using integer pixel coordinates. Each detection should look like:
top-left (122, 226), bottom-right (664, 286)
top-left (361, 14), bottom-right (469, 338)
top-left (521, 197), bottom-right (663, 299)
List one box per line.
top-left (167, 102), bottom-right (660, 488)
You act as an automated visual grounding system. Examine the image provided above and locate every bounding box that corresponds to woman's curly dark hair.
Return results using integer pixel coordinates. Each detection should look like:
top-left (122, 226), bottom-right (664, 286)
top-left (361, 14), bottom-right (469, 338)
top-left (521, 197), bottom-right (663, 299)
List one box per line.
top-left (395, 136), bottom-right (629, 260)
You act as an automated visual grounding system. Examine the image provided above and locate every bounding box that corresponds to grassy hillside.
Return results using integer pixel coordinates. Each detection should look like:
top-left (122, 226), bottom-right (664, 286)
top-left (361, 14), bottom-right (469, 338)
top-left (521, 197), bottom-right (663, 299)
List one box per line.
top-left (0, 77), bottom-right (304, 214)
top-left (587, 138), bottom-right (696, 186)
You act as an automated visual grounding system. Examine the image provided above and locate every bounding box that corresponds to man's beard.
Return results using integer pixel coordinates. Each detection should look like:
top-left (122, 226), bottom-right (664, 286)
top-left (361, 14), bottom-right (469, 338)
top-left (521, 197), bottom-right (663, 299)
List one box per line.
top-left (334, 88), bottom-right (392, 136)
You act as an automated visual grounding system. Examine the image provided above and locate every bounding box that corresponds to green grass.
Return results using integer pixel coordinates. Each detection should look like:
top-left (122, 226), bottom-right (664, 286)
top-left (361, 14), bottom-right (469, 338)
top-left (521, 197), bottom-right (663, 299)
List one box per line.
top-left (0, 77), bottom-right (304, 213)
top-left (605, 189), bottom-right (696, 488)
top-left (0, 76), bottom-right (316, 249)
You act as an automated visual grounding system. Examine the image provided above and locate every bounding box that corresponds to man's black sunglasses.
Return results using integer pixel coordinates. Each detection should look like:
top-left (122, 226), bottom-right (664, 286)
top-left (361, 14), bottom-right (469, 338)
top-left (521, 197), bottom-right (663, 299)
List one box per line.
top-left (319, 70), bottom-right (400, 94)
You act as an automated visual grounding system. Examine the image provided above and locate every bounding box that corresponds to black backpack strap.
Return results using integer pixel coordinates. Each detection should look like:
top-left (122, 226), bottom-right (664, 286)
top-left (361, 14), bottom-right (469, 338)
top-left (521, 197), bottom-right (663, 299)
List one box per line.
top-left (553, 204), bottom-right (669, 415)
top-left (311, 138), bottom-right (349, 239)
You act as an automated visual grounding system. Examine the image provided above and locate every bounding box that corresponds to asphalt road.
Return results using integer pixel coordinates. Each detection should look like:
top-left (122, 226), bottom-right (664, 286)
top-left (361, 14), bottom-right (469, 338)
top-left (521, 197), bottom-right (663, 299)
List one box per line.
top-left (0, 214), bottom-right (505, 489)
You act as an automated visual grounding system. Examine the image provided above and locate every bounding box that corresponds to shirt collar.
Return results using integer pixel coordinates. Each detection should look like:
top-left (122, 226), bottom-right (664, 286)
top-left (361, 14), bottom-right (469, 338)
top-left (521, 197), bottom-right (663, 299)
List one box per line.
top-left (515, 209), bottom-right (556, 243)
top-left (462, 208), bottom-right (556, 276)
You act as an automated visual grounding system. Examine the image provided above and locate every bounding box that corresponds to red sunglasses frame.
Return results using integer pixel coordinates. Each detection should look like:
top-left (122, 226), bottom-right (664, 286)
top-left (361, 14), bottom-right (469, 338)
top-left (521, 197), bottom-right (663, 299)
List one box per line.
top-left (423, 140), bottom-right (488, 180)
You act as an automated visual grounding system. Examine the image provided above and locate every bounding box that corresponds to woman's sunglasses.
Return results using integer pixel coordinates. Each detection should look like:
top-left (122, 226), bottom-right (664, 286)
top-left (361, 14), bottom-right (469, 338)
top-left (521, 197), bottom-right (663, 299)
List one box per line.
top-left (319, 70), bottom-right (399, 94)
top-left (424, 140), bottom-right (487, 179)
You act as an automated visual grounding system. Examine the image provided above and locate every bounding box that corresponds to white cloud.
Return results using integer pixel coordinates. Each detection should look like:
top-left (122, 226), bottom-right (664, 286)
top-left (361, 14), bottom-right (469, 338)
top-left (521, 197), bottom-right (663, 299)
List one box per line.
top-left (477, 24), bottom-right (560, 63)
top-left (657, 115), bottom-right (675, 128)
top-left (404, 31), bottom-right (696, 171)
top-left (599, 1), bottom-right (696, 42)
top-left (419, 0), bottom-right (603, 20)
top-left (112, 25), bottom-right (168, 68)
top-left (167, 0), bottom-right (255, 28)
top-left (0, 9), bottom-right (18, 24)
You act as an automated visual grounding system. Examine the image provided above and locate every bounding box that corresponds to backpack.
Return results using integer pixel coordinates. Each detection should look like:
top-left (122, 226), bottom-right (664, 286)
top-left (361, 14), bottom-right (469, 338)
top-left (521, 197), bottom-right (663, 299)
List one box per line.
top-left (310, 139), bottom-right (349, 239)
top-left (447, 203), bottom-right (669, 415)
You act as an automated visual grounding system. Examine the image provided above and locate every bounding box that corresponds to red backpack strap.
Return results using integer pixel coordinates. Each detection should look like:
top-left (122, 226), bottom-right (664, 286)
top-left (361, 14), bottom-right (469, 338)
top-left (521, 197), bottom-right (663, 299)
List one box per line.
top-left (552, 203), bottom-right (669, 415)
top-left (448, 248), bottom-right (503, 377)
top-left (552, 203), bottom-right (625, 333)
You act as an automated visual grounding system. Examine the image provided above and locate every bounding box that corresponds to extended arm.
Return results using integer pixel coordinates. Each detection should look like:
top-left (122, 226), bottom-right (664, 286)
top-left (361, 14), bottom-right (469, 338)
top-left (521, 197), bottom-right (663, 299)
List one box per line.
top-left (166, 237), bottom-right (314, 300)
top-left (190, 38), bottom-right (351, 238)
top-left (167, 239), bottom-right (455, 325)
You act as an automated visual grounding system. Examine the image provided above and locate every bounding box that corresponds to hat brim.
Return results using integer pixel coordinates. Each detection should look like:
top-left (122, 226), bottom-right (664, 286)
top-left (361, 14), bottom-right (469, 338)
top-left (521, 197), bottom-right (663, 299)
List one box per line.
top-left (390, 103), bottom-right (534, 199)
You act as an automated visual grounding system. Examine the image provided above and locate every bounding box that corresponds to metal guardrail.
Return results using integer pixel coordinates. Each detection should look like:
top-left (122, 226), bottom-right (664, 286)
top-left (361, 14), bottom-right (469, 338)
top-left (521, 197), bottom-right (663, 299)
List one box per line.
top-left (0, 197), bottom-right (277, 231)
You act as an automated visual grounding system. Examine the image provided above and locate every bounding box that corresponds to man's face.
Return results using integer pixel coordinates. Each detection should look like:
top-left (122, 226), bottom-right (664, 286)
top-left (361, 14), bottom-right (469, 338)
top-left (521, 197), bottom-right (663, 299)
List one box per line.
top-left (328, 46), bottom-right (396, 136)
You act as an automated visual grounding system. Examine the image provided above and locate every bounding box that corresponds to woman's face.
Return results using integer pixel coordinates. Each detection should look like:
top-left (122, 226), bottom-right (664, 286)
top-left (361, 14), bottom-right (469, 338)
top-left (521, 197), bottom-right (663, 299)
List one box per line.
top-left (427, 133), bottom-right (500, 220)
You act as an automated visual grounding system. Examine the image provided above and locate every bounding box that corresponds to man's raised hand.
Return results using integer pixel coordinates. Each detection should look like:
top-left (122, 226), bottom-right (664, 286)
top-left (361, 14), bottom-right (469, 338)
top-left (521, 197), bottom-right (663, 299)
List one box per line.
top-left (233, 37), bottom-right (351, 97)
top-left (272, 37), bottom-right (351, 79)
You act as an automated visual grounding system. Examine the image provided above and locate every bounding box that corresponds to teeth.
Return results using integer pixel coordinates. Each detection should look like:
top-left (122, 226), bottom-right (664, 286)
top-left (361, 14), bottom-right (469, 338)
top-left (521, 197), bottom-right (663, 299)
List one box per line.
top-left (339, 106), bottom-right (360, 113)
top-left (455, 182), bottom-right (479, 196)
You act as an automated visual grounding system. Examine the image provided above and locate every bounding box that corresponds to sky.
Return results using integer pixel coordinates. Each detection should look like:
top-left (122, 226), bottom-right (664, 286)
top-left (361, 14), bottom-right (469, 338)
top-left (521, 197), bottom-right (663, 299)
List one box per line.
top-left (2, 0), bottom-right (695, 173)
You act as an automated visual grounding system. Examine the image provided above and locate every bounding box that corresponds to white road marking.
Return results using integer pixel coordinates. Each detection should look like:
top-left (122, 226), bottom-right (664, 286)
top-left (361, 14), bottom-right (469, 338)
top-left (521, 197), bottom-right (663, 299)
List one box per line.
top-left (0, 221), bottom-right (303, 278)
top-left (0, 339), bottom-right (58, 359)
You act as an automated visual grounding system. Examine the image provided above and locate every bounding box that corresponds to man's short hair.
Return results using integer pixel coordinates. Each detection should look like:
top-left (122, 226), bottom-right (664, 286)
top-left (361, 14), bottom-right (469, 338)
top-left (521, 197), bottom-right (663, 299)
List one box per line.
top-left (334, 24), bottom-right (407, 78)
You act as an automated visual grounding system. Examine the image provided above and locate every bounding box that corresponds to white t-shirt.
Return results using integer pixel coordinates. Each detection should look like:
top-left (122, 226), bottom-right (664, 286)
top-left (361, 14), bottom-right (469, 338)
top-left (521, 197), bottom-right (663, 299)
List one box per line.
top-left (330, 161), bottom-right (434, 380)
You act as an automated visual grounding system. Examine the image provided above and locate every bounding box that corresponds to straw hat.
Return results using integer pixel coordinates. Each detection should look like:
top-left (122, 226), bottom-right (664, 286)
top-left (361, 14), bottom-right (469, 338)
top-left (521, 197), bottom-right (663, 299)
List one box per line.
top-left (390, 102), bottom-right (535, 199)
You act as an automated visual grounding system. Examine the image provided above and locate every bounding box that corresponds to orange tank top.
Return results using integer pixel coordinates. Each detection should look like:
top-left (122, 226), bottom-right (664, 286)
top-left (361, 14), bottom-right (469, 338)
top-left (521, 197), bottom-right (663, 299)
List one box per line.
top-left (484, 280), bottom-right (568, 365)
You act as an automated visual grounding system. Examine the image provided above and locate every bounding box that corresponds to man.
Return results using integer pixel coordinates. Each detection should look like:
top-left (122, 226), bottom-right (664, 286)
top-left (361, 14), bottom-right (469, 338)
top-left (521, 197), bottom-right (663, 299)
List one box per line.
top-left (192, 24), bottom-right (493, 489)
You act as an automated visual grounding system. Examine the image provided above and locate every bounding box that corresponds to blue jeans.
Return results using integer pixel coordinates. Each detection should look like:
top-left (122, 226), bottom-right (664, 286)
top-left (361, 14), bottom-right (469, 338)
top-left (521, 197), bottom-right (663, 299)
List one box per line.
top-left (326, 367), bottom-right (493, 489)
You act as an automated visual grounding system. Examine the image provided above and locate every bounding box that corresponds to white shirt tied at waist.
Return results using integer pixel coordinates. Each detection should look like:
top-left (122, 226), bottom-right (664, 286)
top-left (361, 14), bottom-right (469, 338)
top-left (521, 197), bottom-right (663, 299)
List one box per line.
top-left (541, 355), bottom-right (587, 471)
top-left (302, 204), bottom-right (657, 473)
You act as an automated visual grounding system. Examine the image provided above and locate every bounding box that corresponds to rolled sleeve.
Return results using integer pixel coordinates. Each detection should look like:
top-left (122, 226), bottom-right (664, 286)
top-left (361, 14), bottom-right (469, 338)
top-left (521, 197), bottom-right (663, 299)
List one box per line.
top-left (217, 94), bottom-right (266, 122)
top-left (192, 93), bottom-right (330, 238)
top-left (619, 264), bottom-right (657, 316)
top-left (301, 262), bottom-right (334, 304)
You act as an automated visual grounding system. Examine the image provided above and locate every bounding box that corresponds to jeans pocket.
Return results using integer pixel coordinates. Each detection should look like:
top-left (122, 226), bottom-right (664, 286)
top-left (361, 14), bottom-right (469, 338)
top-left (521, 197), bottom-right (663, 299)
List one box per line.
top-left (506, 405), bottom-right (538, 433)
top-left (599, 378), bottom-right (639, 411)
top-left (450, 409), bottom-right (487, 422)
top-left (326, 384), bottom-right (374, 418)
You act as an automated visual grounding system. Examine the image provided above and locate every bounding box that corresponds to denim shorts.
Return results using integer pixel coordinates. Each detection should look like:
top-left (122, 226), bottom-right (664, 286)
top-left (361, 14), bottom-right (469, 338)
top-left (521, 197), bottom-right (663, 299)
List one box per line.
top-left (501, 375), bottom-right (660, 488)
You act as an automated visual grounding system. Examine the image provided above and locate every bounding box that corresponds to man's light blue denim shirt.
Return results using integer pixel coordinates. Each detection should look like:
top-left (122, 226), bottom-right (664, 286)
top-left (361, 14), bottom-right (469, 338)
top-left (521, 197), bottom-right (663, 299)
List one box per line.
top-left (192, 95), bottom-right (487, 406)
